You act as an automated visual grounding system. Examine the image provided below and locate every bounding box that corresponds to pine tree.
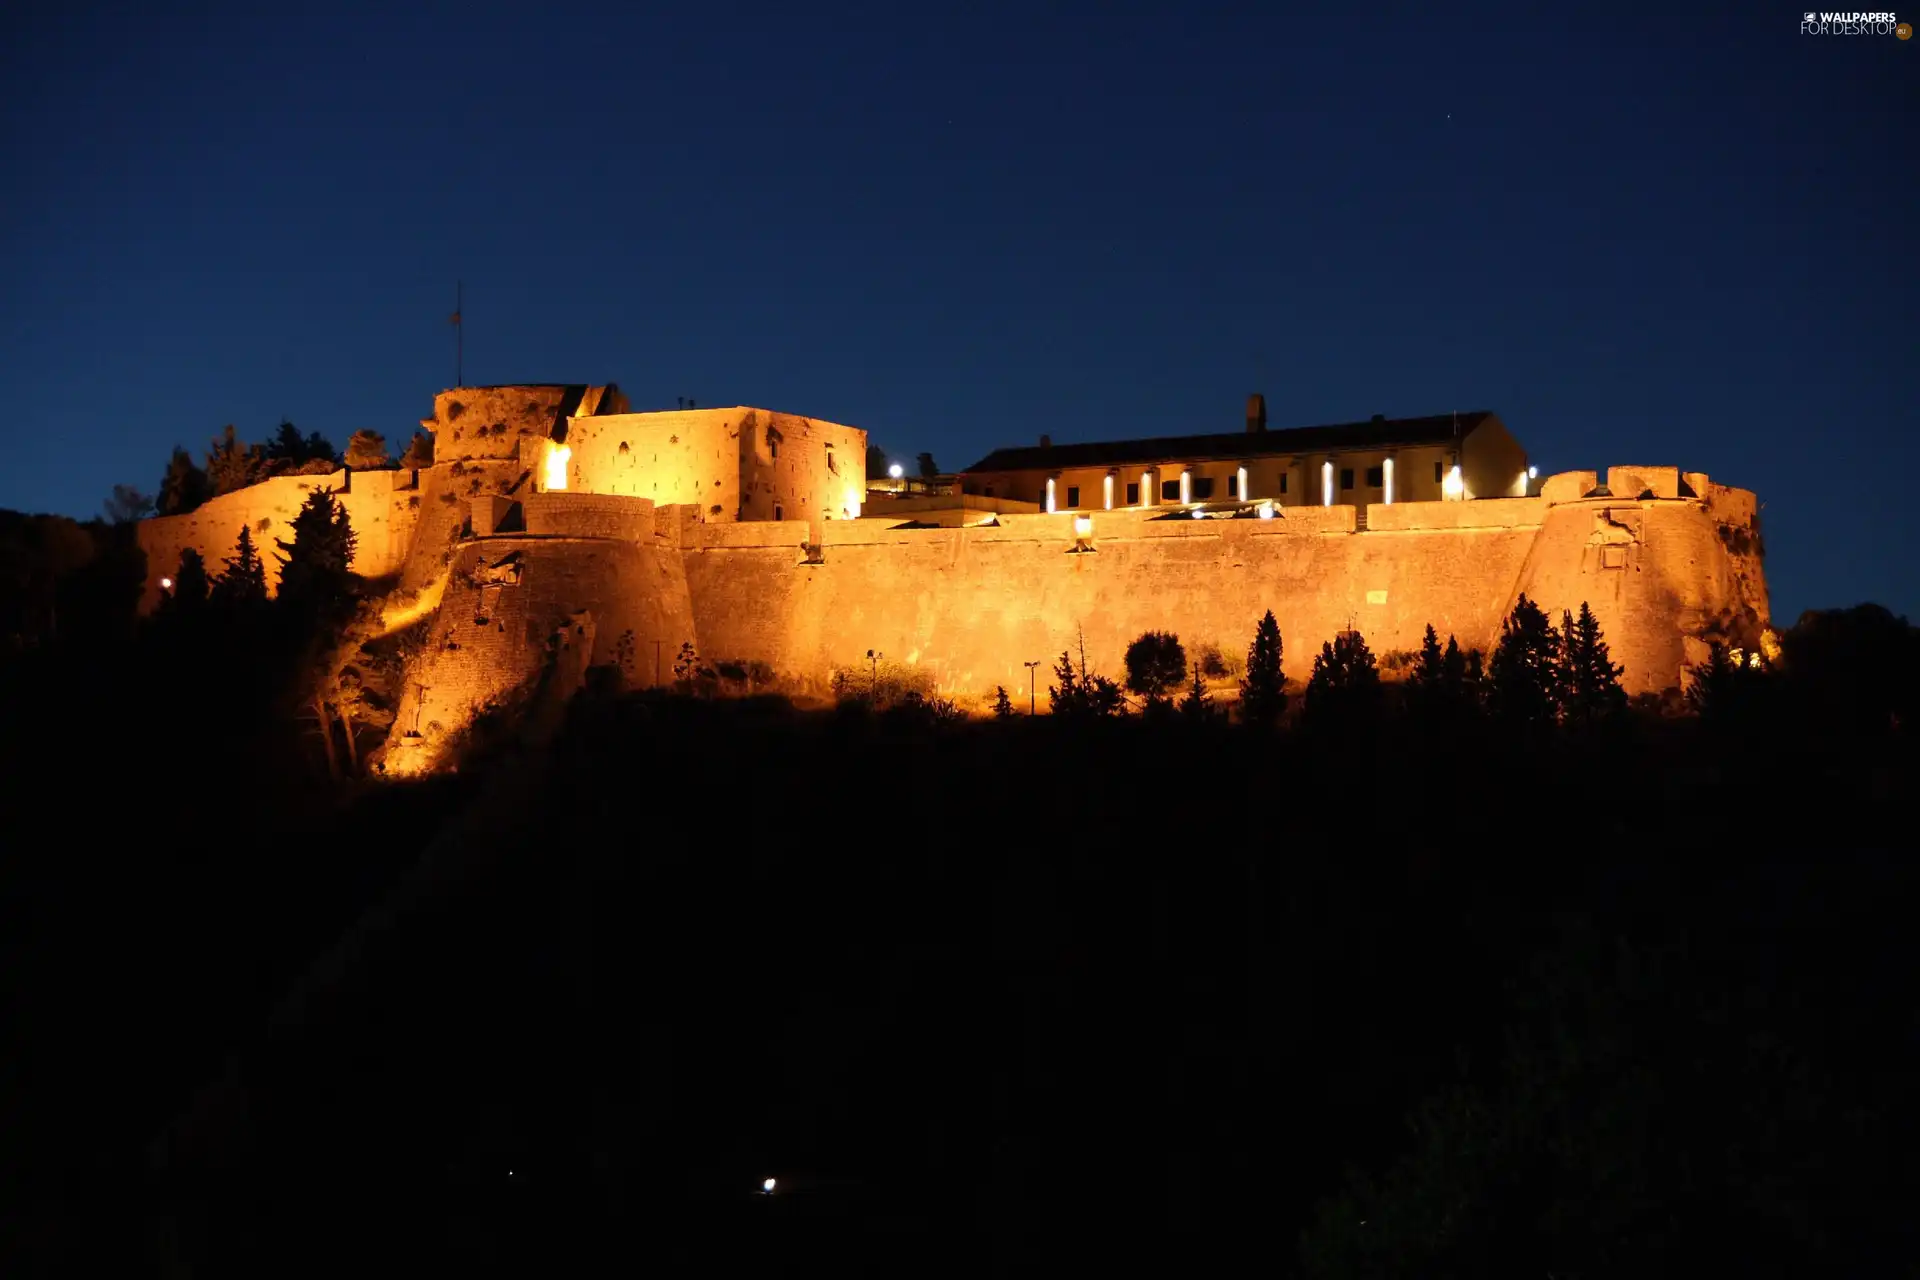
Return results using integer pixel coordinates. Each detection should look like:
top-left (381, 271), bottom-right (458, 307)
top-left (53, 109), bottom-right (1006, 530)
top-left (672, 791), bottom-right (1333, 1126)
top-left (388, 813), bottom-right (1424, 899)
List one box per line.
top-left (1178, 660), bottom-right (1216, 721)
top-left (1488, 594), bottom-right (1562, 729)
top-left (157, 446), bottom-right (210, 515)
top-left (1560, 602), bottom-right (1627, 727)
top-left (1406, 623), bottom-right (1445, 719)
top-left (398, 431), bottom-right (435, 470)
top-left (1239, 609), bottom-right (1288, 727)
top-left (160, 546), bottom-right (210, 617)
top-left (205, 425), bottom-right (264, 496)
top-left (209, 524), bottom-right (268, 610)
top-left (1304, 629), bottom-right (1382, 728)
top-left (992, 685), bottom-right (1015, 719)
top-left (344, 429), bottom-right (390, 469)
top-left (275, 488), bottom-right (357, 627)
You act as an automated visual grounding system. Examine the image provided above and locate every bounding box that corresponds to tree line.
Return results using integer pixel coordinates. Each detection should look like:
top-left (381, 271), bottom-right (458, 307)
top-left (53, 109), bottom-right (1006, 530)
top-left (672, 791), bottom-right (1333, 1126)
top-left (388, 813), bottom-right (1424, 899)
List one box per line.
top-left (113, 420), bottom-right (436, 522)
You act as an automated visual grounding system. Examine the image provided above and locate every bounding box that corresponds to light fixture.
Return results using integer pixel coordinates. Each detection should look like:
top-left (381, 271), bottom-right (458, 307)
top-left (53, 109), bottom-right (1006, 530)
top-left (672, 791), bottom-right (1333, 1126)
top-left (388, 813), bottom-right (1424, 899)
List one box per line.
top-left (1073, 514), bottom-right (1093, 539)
top-left (1528, 465), bottom-right (1538, 479)
top-left (544, 442), bottom-right (571, 491)
top-left (1258, 501), bottom-right (1275, 520)
top-left (1103, 473), bottom-right (1114, 510)
top-left (1237, 466), bottom-right (1248, 502)
top-left (1191, 508), bottom-right (1204, 519)
top-left (1322, 461), bottom-right (1334, 507)
top-left (1383, 457), bottom-right (1395, 505)
top-left (1179, 469), bottom-right (1191, 505)
top-left (1045, 477), bottom-right (1057, 514)
top-left (159, 576), bottom-right (173, 589)
top-left (1442, 465), bottom-right (1464, 499)
top-left (888, 463), bottom-right (904, 479)
top-left (762, 1178), bottom-right (776, 1194)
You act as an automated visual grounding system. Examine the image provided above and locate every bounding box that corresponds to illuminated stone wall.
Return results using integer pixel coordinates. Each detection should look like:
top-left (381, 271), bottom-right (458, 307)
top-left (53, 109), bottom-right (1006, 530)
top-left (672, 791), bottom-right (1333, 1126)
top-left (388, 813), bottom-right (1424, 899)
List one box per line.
top-left (136, 468), bottom-right (421, 608)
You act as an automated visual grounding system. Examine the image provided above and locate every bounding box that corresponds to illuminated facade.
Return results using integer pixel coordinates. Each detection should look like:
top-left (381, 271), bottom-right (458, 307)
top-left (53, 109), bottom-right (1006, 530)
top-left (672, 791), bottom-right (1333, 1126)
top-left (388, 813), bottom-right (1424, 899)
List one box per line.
top-left (957, 399), bottom-right (1531, 512)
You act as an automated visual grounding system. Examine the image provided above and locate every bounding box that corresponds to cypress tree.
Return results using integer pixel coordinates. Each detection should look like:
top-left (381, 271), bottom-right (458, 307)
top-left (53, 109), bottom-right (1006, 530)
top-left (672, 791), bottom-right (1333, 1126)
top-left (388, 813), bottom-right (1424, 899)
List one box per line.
top-left (275, 488), bottom-right (357, 628)
top-left (1561, 602), bottom-right (1627, 727)
top-left (1488, 594), bottom-right (1562, 729)
top-left (1239, 609), bottom-right (1288, 727)
top-left (209, 524), bottom-right (268, 610)
top-left (156, 447), bottom-right (210, 515)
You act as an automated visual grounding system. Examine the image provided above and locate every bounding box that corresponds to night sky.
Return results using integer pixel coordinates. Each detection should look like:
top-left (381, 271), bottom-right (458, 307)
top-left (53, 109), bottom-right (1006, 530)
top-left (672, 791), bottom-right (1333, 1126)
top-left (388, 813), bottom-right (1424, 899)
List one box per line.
top-left (2, 4), bottom-right (1912, 620)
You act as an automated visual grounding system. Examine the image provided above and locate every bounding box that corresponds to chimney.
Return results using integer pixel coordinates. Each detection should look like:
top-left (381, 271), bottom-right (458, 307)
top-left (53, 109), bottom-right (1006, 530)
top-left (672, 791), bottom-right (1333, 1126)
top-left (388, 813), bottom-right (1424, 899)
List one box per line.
top-left (1246, 393), bottom-right (1267, 434)
top-left (1039, 434), bottom-right (1051, 448)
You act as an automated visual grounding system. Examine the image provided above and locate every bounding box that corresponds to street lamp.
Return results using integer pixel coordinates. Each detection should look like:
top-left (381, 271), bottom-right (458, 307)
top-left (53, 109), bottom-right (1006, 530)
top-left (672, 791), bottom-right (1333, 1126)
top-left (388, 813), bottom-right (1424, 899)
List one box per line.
top-left (888, 463), bottom-right (904, 480)
top-left (1023, 660), bottom-right (1042, 714)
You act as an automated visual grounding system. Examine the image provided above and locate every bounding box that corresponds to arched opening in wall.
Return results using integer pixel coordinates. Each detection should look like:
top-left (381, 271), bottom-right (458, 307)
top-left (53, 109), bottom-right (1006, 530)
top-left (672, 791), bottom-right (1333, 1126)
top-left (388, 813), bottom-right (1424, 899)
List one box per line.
top-left (767, 427), bottom-right (782, 460)
top-left (618, 441), bottom-right (629, 455)
top-left (774, 504), bottom-right (784, 521)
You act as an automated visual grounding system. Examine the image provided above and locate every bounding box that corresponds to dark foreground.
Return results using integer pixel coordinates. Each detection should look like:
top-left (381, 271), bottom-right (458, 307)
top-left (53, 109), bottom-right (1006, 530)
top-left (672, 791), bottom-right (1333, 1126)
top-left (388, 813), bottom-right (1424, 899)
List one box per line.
top-left (4, 684), bottom-right (1916, 1276)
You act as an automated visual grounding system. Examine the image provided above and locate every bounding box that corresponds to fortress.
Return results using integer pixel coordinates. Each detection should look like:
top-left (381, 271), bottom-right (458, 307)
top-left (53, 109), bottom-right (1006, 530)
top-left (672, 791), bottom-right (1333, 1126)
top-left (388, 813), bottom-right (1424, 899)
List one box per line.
top-left (137, 385), bottom-right (1771, 773)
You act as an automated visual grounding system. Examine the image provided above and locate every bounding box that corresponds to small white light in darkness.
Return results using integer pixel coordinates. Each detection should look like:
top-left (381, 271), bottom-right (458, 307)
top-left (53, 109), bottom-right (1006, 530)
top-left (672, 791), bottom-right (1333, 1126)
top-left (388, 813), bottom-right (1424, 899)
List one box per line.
top-left (763, 1177), bottom-right (776, 1194)
top-left (159, 577), bottom-right (173, 589)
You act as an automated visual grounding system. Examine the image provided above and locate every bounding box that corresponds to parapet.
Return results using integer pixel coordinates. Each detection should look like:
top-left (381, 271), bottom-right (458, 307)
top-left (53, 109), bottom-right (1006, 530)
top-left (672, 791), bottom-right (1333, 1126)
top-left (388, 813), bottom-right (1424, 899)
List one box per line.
top-left (519, 492), bottom-right (655, 541)
top-left (1606, 465), bottom-right (1682, 500)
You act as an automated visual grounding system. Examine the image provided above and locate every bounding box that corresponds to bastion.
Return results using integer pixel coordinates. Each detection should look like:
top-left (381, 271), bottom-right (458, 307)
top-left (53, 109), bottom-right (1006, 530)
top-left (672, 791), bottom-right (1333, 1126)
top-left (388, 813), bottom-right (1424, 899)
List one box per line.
top-left (135, 386), bottom-right (1771, 774)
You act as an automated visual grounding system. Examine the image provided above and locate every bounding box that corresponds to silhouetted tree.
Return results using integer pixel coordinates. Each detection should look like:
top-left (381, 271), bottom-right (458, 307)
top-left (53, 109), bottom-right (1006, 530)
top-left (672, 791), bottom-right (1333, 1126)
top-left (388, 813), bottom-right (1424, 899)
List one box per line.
top-left (917, 452), bottom-right (939, 479)
top-left (1304, 629), bottom-right (1382, 728)
top-left (156, 547), bottom-right (210, 620)
top-left (205, 426), bottom-right (264, 496)
top-left (156, 446), bottom-right (210, 515)
top-left (1777, 604), bottom-right (1919, 736)
top-left (264, 421), bottom-right (339, 474)
top-left (1406, 623), bottom-right (1446, 718)
top-left (1178, 661), bottom-right (1216, 722)
top-left (103, 485), bottom-right (154, 525)
top-left (1686, 640), bottom-right (1756, 728)
top-left (992, 685), bottom-right (1015, 719)
top-left (1560, 603), bottom-right (1627, 727)
top-left (1488, 594), bottom-right (1561, 729)
top-left (866, 444), bottom-right (890, 480)
top-left (1125, 630), bottom-right (1187, 714)
top-left (397, 431), bottom-right (435, 470)
top-left (1050, 629), bottom-right (1125, 719)
top-left (275, 489), bottom-right (357, 630)
top-left (208, 525), bottom-right (268, 611)
top-left (344, 430), bottom-right (390, 470)
top-left (1239, 609), bottom-right (1287, 727)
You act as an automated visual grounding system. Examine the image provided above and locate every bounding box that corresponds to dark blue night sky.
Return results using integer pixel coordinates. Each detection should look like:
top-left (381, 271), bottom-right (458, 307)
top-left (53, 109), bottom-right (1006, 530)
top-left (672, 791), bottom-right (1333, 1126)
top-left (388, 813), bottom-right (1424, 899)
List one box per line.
top-left (2, 3), bottom-right (1913, 620)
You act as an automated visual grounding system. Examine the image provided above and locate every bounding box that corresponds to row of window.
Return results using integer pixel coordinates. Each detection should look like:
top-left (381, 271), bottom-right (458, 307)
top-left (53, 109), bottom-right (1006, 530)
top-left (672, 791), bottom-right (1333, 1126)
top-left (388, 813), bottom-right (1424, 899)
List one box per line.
top-left (1057, 462), bottom-right (1448, 507)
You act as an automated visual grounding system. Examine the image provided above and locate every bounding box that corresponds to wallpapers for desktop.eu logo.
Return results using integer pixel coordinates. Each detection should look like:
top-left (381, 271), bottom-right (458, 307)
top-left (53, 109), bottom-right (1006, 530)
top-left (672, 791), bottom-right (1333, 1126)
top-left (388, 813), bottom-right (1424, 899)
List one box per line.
top-left (1799, 9), bottom-right (1909, 34)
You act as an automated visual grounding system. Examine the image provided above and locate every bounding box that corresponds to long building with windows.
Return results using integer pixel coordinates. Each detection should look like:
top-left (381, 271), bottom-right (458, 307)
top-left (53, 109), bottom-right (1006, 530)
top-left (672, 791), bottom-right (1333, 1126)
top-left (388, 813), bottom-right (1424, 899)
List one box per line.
top-left (957, 396), bottom-right (1531, 513)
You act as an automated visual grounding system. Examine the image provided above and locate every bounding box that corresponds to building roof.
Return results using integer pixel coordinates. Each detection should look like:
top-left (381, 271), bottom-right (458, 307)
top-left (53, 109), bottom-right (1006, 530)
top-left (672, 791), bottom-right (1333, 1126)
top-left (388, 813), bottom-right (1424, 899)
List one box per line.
top-left (959, 411), bottom-right (1496, 473)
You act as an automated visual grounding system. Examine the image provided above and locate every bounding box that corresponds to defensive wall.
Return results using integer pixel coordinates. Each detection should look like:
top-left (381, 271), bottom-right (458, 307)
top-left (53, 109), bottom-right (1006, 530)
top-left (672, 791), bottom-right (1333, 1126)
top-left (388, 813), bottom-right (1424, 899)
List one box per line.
top-left (137, 467), bottom-right (422, 610)
top-left (675, 476), bottom-right (1765, 707)
top-left (136, 440), bottom-right (1770, 776)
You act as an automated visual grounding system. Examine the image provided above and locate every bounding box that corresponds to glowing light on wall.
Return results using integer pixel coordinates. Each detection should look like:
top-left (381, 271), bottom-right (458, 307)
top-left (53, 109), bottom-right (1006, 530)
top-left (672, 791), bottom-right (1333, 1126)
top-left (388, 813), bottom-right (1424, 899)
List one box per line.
top-left (1072, 514), bottom-right (1094, 551)
top-left (1103, 473), bottom-right (1114, 510)
top-left (1237, 466), bottom-right (1248, 502)
top-left (1191, 508), bottom-right (1205, 519)
top-left (159, 576), bottom-right (173, 590)
top-left (1045, 477), bottom-right (1056, 514)
top-left (1442, 465), bottom-right (1464, 499)
top-left (1142, 470), bottom-right (1153, 506)
top-left (1180, 469), bottom-right (1192, 505)
top-left (1322, 461), bottom-right (1334, 507)
top-left (544, 443), bottom-right (571, 491)
top-left (1528, 465), bottom-right (1538, 479)
top-left (1258, 501), bottom-right (1275, 520)
top-left (844, 487), bottom-right (862, 518)
top-left (1383, 457), bottom-right (1395, 505)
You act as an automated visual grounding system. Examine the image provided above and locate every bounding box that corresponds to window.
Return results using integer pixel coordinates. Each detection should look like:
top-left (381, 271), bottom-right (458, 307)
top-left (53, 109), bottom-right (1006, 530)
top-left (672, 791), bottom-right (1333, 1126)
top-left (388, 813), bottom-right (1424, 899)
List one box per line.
top-left (983, 485), bottom-right (995, 497)
top-left (1126, 483), bottom-right (1140, 505)
top-left (1066, 486), bottom-right (1079, 508)
top-left (1434, 461), bottom-right (1443, 483)
top-left (1161, 480), bottom-right (1180, 501)
top-left (1191, 477), bottom-right (1216, 500)
top-left (1340, 468), bottom-right (1355, 491)
top-left (827, 447), bottom-right (838, 475)
top-left (768, 430), bottom-right (780, 460)
top-left (774, 503), bottom-right (783, 520)
top-left (1227, 474), bottom-right (1239, 498)
top-left (1279, 473), bottom-right (1288, 494)
top-left (1366, 465), bottom-right (1383, 487)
